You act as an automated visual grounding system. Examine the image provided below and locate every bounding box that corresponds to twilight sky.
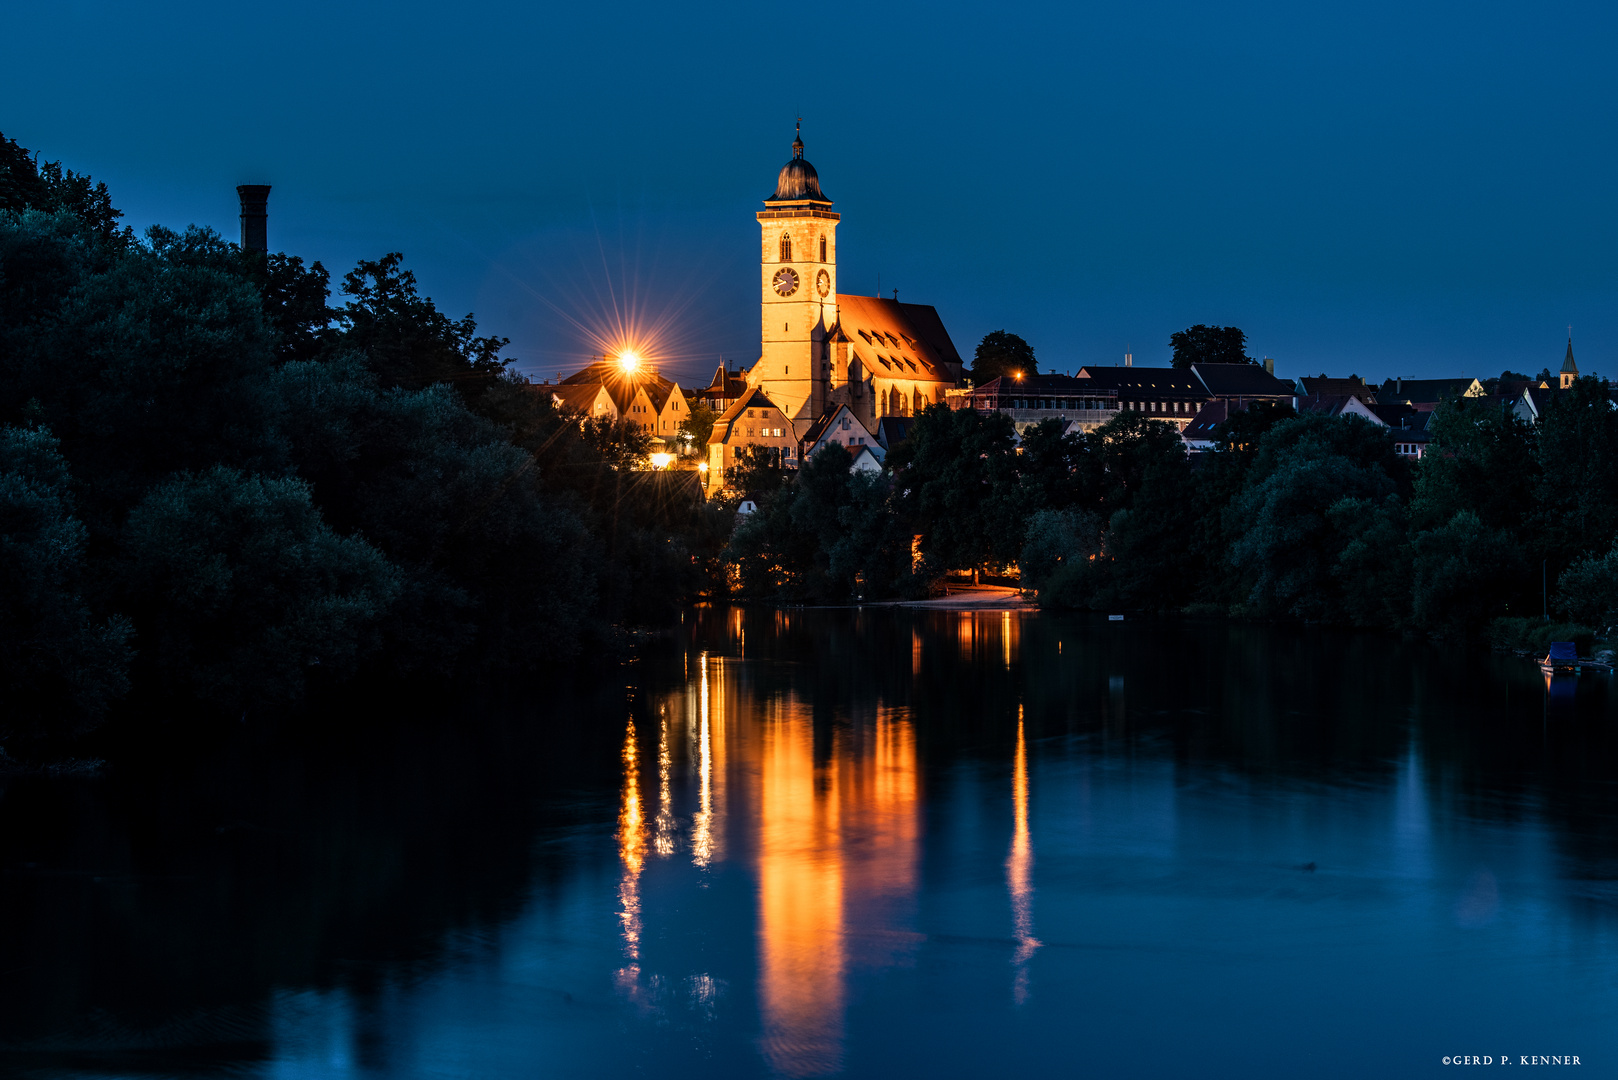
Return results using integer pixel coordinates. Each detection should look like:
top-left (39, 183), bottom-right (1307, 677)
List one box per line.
top-left (5, 0), bottom-right (1616, 387)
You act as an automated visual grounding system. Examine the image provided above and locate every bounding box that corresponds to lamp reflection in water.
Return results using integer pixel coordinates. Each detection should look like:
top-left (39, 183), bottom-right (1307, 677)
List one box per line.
top-left (1007, 706), bottom-right (1040, 1003)
top-left (756, 701), bottom-right (919, 1077)
top-left (616, 719), bottom-right (646, 991)
top-left (654, 707), bottom-right (676, 857)
top-left (691, 652), bottom-right (723, 869)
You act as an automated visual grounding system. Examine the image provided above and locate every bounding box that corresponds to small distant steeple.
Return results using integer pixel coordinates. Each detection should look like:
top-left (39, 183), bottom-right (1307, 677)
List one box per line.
top-left (1561, 328), bottom-right (1578, 390)
top-left (793, 117), bottom-right (804, 159)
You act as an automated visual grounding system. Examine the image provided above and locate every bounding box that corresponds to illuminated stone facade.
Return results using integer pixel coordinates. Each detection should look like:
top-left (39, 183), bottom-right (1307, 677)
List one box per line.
top-left (744, 126), bottom-right (964, 439)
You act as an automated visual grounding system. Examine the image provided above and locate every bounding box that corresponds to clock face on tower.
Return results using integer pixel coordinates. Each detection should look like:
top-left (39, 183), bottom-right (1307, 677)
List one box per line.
top-left (816, 269), bottom-right (830, 297)
top-left (773, 267), bottom-right (799, 296)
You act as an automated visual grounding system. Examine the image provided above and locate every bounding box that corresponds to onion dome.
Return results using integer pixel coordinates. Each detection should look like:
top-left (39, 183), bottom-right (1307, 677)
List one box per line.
top-left (767, 121), bottom-right (831, 203)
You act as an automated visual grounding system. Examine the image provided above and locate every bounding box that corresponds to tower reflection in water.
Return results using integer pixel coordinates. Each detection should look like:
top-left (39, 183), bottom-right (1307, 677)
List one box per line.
top-left (1007, 705), bottom-right (1040, 1004)
top-left (614, 646), bottom-right (922, 1077)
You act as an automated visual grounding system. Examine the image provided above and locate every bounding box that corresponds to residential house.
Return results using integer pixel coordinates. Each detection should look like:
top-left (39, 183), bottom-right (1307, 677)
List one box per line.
top-left (875, 415), bottom-right (914, 452)
top-left (1192, 363), bottom-right (1298, 411)
top-left (968, 373), bottom-right (1120, 433)
top-left (1296, 375), bottom-right (1377, 400)
top-left (1075, 366), bottom-right (1207, 429)
top-left (553, 358), bottom-right (691, 451)
top-left (707, 387), bottom-right (798, 492)
top-left (801, 404), bottom-right (883, 464)
top-left (1181, 398), bottom-right (1232, 451)
top-left (1377, 377), bottom-right (1485, 411)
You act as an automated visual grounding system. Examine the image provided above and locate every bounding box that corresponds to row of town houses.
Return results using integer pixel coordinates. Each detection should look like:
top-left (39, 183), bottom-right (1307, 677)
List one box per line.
top-left (534, 338), bottom-right (1591, 487)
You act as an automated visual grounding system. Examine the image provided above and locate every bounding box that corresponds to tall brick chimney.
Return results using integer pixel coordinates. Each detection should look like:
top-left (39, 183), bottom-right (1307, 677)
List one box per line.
top-left (236, 184), bottom-right (270, 253)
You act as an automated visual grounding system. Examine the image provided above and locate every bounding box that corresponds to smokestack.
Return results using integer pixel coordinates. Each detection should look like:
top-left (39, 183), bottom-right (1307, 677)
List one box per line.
top-left (1125, 352), bottom-right (1132, 367)
top-left (237, 185), bottom-right (270, 253)
top-left (1264, 357), bottom-right (1274, 375)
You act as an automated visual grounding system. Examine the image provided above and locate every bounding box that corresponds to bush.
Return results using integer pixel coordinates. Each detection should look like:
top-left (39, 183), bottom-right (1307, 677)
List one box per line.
top-left (1486, 617), bottom-right (1595, 656)
top-left (122, 467), bottom-right (399, 711)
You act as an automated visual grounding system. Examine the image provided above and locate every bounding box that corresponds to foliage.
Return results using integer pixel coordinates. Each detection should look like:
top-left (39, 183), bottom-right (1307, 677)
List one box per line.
top-left (726, 444), bottom-right (914, 603)
top-left (0, 130), bottom-right (129, 245)
top-left (1554, 543), bottom-right (1618, 629)
top-left (1533, 375), bottom-right (1618, 568)
top-left (121, 467), bottom-right (400, 711)
top-left (1487, 617), bottom-right (1595, 656)
top-left (1169, 324), bottom-right (1250, 369)
top-left (0, 134), bottom-right (707, 740)
top-left (678, 401), bottom-right (718, 449)
top-left (338, 253), bottom-right (511, 399)
top-left (725, 444), bottom-right (787, 498)
top-left (580, 415), bottom-right (654, 470)
top-left (970, 330), bottom-right (1037, 384)
top-left (0, 426), bottom-right (132, 741)
top-left (1410, 510), bottom-right (1521, 638)
top-left (1021, 509), bottom-right (1100, 597)
top-left (1228, 415), bottom-right (1408, 621)
top-left (887, 405), bottom-right (1026, 570)
top-left (1413, 395), bottom-right (1537, 534)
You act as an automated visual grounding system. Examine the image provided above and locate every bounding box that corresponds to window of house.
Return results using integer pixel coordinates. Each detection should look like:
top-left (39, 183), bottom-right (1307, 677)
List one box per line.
top-left (780, 234), bottom-right (792, 261)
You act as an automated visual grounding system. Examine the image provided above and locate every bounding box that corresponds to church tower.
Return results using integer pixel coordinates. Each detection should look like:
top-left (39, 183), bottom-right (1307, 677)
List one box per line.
top-left (750, 122), bottom-right (839, 435)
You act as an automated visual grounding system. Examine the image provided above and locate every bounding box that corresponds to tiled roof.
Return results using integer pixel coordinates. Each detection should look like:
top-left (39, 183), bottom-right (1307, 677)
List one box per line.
top-left (1076, 366), bottom-right (1206, 395)
top-left (1182, 398), bottom-right (1231, 439)
top-left (1192, 363), bottom-right (1296, 397)
top-left (876, 416), bottom-right (914, 449)
top-left (1297, 376), bottom-right (1375, 399)
top-left (709, 386), bottom-right (786, 444)
top-left (550, 383), bottom-right (612, 414)
top-left (835, 295), bottom-right (961, 382)
top-left (1381, 378), bottom-right (1481, 405)
top-left (977, 373), bottom-right (1086, 393)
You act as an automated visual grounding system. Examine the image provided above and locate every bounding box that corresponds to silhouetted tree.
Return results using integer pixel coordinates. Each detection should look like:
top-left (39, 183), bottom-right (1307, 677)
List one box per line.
top-left (971, 330), bottom-right (1037, 384)
top-left (1169, 324), bottom-right (1251, 368)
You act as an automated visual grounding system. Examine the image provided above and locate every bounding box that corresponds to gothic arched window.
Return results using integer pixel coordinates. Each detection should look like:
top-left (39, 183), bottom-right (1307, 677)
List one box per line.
top-left (819, 235), bottom-right (827, 262)
top-left (780, 234), bottom-right (792, 262)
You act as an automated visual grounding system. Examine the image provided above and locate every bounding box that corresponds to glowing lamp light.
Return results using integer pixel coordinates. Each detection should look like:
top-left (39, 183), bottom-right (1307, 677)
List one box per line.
top-left (618, 350), bottom-right (642, 376)
top-left (697, 462), bottom-right (709, 474)
top-left (1013, 371), bottom-right (1024, 381)
top-left (650, 452), bottom-right (672, 469)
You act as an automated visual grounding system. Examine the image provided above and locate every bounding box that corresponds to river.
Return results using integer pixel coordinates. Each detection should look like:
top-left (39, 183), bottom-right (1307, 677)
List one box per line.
top-left (2, 606), bottom-right (1615, 1077)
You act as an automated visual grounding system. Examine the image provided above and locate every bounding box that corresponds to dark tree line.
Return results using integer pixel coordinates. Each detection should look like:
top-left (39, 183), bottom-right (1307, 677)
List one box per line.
top-left (0, 134), bottom-right (729, 745)
top-left (729, 385), bottom-right (1618, 652)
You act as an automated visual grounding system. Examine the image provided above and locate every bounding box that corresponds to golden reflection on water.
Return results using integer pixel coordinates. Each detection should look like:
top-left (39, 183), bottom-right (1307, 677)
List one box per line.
top-left (616, 719), bottom-right (645, 968)
top-left (755, 703), bottom-right (919, 1077)
top-left (691, 652), bottom-right (724, 868)
top-left (614, 643), bottom-right (920, 1076)
top-left (1008, 706), bottom-right (1040, 1003)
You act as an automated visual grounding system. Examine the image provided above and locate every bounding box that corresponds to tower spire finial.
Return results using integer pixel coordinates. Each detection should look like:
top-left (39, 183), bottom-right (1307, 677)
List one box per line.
top-left (793, 116), bottom-right (803, 159)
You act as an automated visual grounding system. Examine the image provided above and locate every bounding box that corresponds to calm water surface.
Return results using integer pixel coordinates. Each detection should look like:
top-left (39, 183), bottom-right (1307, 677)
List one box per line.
top-left (3, 608), bottom-right (1617, 1078)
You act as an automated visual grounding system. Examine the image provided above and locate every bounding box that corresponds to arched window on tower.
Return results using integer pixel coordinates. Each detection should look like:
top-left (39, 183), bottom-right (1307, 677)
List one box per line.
top-left (819, 235), bottom-right (827, 262)
top-left (780, 234), bottom-right (792, 262)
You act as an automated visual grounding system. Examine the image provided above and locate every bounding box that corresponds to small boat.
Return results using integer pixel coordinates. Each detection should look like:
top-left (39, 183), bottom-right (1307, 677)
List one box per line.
top-left (1540, 641), bottom-right (1580, 676)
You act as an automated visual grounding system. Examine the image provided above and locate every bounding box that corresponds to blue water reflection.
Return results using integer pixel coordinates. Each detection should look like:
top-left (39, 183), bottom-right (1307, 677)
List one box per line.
top-left (5, 608), bottom-right (1617, 1078)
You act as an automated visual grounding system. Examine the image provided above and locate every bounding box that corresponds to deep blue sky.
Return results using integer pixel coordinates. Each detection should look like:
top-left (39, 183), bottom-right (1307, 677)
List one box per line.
top-left (6, 0), bottom-right (1616, 387)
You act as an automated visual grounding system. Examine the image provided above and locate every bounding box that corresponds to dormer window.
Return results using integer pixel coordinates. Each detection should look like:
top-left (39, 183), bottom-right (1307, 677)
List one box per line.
top-left (780, 234), bottom-right (792, 262)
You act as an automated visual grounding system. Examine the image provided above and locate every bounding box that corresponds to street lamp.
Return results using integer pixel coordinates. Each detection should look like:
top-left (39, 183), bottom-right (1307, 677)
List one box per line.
top-left (618, 350), bottom-right (642, 377)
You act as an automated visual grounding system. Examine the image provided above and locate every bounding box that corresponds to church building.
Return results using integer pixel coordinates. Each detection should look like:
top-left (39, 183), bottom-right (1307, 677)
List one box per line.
top-left (708, 125), bottom-right (965, 489)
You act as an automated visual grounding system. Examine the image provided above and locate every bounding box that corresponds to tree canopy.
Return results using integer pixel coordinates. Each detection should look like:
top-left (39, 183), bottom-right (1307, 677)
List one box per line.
top-left (1169, 324), bottom-right (1251, 368)
top-left (971, 330), bottom-right (1037, 384)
